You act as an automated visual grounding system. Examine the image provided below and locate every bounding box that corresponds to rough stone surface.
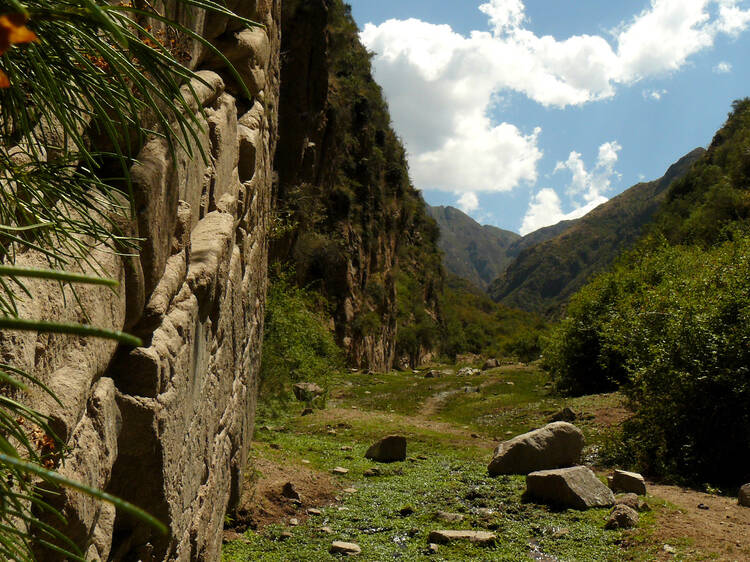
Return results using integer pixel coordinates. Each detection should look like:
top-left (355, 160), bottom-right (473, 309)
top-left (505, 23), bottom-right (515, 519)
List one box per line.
top-left (549, 407), bottom-right (577, 423)
top-left (488, 422), bottom-right (585, 475)
top-left (611, 469), bottom-right (647, 495)
top-left (605, 505), bottom-right (640, 530)
top-left (739, 484), bottom-right (750, 507)
top-left (8, 2), bottom-right (282, 559)
top-left (482, 358), bottom-right (499, 370)
top-left (293, 382), bottom-right (324, 401)
top-left (365, 435), bottom-right (407, 463)
top-left (616, 493), bottom-right (650, 513)
top-left (525, 466), bottom-right (615, 510)
top-left (330, 541), bottom-right (362, 555)
top-left (428, 530), bottom-right (496, 546)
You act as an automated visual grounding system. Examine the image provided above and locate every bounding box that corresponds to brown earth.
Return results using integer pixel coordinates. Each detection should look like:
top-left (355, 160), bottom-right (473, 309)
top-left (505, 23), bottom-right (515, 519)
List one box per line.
top-left (642, 483), bottom-right (750, 561)
top-left (227, 444), bottom-right (339, 534)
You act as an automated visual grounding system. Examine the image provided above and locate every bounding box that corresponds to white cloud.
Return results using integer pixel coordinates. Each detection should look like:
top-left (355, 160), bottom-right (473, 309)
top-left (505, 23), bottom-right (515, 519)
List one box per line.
top-left (457, 192), bottom-right (480, 213)
top-left (714, 61), bottom-right (733, 73)
top-left (360, 1), bottom-right (750, 196)
top-left (520, 141), bottom-right (621, 235)
top-left (642, 88), bottom-right (668, 100)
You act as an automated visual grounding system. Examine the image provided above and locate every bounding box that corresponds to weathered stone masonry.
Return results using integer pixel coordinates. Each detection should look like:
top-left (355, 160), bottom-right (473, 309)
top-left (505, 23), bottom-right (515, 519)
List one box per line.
top-left (0, 1), bottom-right (281, 560)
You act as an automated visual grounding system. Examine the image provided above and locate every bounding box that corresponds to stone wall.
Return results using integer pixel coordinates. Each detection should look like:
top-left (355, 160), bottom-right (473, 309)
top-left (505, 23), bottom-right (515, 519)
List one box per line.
top-left (0, 2), bottom-right (281, 560)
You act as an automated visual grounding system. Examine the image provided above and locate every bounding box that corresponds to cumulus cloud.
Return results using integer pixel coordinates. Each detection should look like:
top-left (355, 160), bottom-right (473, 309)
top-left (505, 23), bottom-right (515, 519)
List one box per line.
top-left (714, 61), bottom-right (733, 73)
top-left (360, 0), bottom-right (750, 196)
top-left (457, 192), bottom-right (480, 213)
top-left (520, 141), bottom-right (621, 235)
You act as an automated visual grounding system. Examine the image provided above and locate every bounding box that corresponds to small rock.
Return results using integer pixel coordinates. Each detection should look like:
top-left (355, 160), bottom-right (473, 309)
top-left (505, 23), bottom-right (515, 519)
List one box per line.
top-left (399, 505), bottom-right (415, 516)
top-left (301, 459), bottom-right (311, 464)
top-left (663, 544), bottom-right (676, 554)
top-left (408, 527), bottom-right (420, 537)
top-left (605, 505), bottom-right (639, 530)
top-left (610, 469), bottom-right (647, 495)
top-left (330, 541), bottom-right (361, 556)
top-left (457, 367), bottom-right (480, 376)
top-left (697, 503), bottom-right (709, 510)
top-left (341, 446), bottom-right (353, 451)
top-left (739, 484), bottom-right (750, 507)
top-left (278, 531), bottom-right (293, 541)
top-left (328, 429), bottom-right (337, 435)
top-left (332, 467), bottom-right (349, 475)
top-left (435, 511), bottom-right (464, 522)
top-left (549, 407), bottom-right (576, 423)
top-left (482, 358), bottom-right (499, 370)
top-left (428, 530), bottom-right (496, 546)
top-left (408, 457), bottom-right (417, 462)
top-left (301, 407), bottom-right (314, 416)
top-left (424, 370), bottom-right (439, 378)
top-left (551, 527), bottom-right (570, 538)
top-left (293, 382), bottom-right (324, 402)
top-left (427, 543), bottom-right (439, 554)
top-left (289, 518), bottom-right (299, 526)
top-left (363, 468), bottom-right (381, 477)
top-left (307, 508), bottom-right (322, 516)
top-left (343, 487), bottom-right (358, 494)
top-left (471, 433), bottom-right (479, 439)
top-left (269, 443), bottom-right (281, 450)
top-left (417, 454), bottom-right (428, 460)
top-left (616, 493), bottom-right (650, 512)
top-left (319, 526), bottom-right (333, 534)
top-left (365, 435), bottom-right (407, 463)
top-left (282, 482), bottom-right (301, 501)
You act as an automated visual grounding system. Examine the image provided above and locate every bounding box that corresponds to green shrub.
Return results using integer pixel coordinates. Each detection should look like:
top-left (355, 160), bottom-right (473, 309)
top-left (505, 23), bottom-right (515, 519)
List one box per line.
top-left (260, 272), bottom-right (343, 405)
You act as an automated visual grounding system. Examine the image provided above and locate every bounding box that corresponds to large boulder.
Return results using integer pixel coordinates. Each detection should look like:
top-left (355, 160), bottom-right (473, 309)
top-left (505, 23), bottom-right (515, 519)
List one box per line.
top-left (739, 484), bottom-right (750, 507)
top-left (525, 466), bottom-right (615, 510)
top-left (428, 530), bottom-right (496, 546)
top-left (365, 435), bottom-right (407, 463)
top-left (610, 469), bottom-right (647, 495)
top-left (488, 422), bottom-right (584, 475)
top-left (482, 358), bottom-right (499, 370)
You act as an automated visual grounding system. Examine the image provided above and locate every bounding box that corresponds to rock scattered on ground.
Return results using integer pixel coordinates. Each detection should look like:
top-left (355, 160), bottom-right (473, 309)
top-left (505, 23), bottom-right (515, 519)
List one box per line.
top-left (365, 435), bottom-right (407, 463)
top-left (319, 526), bottom-right (333, 534)
top-left (482, 358), bottom-right (499, 370)
top-left (293, 382), bottom-right (324, 402)
top-left (435, 511), bottom-right (464, 522)
top-left (739, 484), bottom-right (750, 507)
top-left (428, 530), bottom-right (496, 546)
top-left (307, 508), bottom-right (322, 516)
top-left (399, 505), bottom-right (415, 516)
top-left (278, 531), bottom-right (293, 541)
top-left (301, 407), bottom-right (314, 416)
top-left (605, 505), bottom-right (639, 529)
top-left (616, 493), bottom-right (650, 512)
top-left (427, 543), bottom-right (439, 554)
top-left (488, 422), bottom-right (585, 476)
top-left (525, 466), bottom-right (615, 510)
top-left (343, 487), bottom-right (357, 494)
top-left (610, 469), bottom-right (647, 495)
top-left (457, 367), bottom-right (480, 376)
top-left (332, 466), bottom-right (349, 475)
top-left (363, 467), bottom-right (381, 477)
top-left (549, 407), bottom-right (576, 423)
top-left (330, 541), bottom-right (361, 555)
top-left (340, 445), bottom-right (352, 451)
top-left (288, 518), bottom-right (299, 526)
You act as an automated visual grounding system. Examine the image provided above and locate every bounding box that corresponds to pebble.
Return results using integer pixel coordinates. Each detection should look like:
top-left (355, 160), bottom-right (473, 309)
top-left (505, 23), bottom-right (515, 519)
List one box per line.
top-left (307, 508), bottom-right (322, 516)
top-left (663, 544), bottom-right (676, 554)
top-left (428, 543), bottom-right (439, 554)
top-left (278, 531), bottom-right (293, 541)
top-left (343, 487), bottom-right (358, 494)
top-left (341, 446), bottom-right (353, 451)
top-left (332, 467), bottom-right (349, 475)
top-left (301, 459), bottom-right (311, 464)
top-left (329, 541), bottom-right (361, 556)
top-left (319, 526), bottom-right (333, 534)
top-left (363, 468), bottom-right (381, 477)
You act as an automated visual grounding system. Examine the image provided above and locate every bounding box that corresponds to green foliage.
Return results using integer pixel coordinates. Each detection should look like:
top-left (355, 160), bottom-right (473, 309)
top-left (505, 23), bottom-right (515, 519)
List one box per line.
top-left (260, 272), bottom-right (343, 405)
top-left (545, 100), bottom-right (750, 485)
top-left (438, 275), bottom-right (547, 362)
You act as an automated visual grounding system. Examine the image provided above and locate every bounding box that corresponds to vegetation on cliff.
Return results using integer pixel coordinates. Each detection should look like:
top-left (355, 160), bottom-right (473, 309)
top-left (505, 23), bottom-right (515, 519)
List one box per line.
top-left (545, 99), bottom-right (750, 486)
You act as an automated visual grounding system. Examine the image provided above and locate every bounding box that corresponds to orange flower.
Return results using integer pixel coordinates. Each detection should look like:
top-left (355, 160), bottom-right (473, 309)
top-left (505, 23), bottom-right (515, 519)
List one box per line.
top-left (0, 13), bottom-right (39, 88)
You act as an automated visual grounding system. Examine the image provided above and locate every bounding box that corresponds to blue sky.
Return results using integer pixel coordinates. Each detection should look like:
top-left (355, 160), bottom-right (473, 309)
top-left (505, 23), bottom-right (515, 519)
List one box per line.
top-left (347, 0), bottom-right (750, 234)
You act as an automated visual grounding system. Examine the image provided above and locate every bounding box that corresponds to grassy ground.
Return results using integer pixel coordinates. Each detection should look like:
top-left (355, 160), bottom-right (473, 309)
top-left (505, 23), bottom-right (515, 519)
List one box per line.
top-left (221, 364), bottom-right (670, 561)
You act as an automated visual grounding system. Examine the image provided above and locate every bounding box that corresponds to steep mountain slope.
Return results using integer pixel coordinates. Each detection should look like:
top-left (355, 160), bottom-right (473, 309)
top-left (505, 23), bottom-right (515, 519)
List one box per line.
top-left (272, 0), bottom-right (442, 370)
top-left (426, 205), bottom-right (520, 289)
top-left (488, 148), bottom-right (705, 314)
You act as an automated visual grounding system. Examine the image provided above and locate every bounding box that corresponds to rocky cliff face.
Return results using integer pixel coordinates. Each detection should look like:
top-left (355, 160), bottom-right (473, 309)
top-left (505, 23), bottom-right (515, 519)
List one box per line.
top-left (272, 0), bottom-right (442, 370)
top-left (1, 2), bottom-right (281, 560)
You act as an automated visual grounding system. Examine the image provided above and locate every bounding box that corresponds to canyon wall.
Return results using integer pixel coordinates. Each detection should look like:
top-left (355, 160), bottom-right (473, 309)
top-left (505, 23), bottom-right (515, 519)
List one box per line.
top-left (0, 2), bottom-right (280, 560)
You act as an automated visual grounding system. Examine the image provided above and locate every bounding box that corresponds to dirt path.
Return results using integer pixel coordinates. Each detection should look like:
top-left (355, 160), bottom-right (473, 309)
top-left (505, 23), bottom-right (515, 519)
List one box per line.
top-left (645, 483), bottom-right (750, 561)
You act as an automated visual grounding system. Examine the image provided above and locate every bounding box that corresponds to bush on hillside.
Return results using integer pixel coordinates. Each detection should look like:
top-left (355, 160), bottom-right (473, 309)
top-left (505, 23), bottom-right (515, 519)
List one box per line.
top-left (545, 235), bottom-right (750, 485)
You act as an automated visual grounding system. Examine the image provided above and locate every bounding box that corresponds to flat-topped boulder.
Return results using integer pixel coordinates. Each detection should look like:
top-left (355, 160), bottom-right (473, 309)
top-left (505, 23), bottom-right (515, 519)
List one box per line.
top-left (610, 469), bottom-right (647, 495)
top-left (428, 530), bottom-right (496, 546)
top-left (525, 466), bottom-right (615, 510)
top-left (488, 422), bottom-right (584, 475)
top-left (329, 541), bottom-right (361, 555)
top-left (365, 435), bottom-right (407, 463)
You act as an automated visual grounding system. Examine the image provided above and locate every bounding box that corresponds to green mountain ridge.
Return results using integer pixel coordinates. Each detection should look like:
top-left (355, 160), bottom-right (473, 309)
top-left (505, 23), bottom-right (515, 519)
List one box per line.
top-left (488, 147), bottom-right (706, 315)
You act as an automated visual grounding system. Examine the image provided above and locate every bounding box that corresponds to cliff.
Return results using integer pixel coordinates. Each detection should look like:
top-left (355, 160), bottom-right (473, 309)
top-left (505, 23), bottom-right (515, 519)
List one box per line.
top-left (1, 2), bottom-right (281, 559)
top-left (272, 0), bottom-right (442, 370)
